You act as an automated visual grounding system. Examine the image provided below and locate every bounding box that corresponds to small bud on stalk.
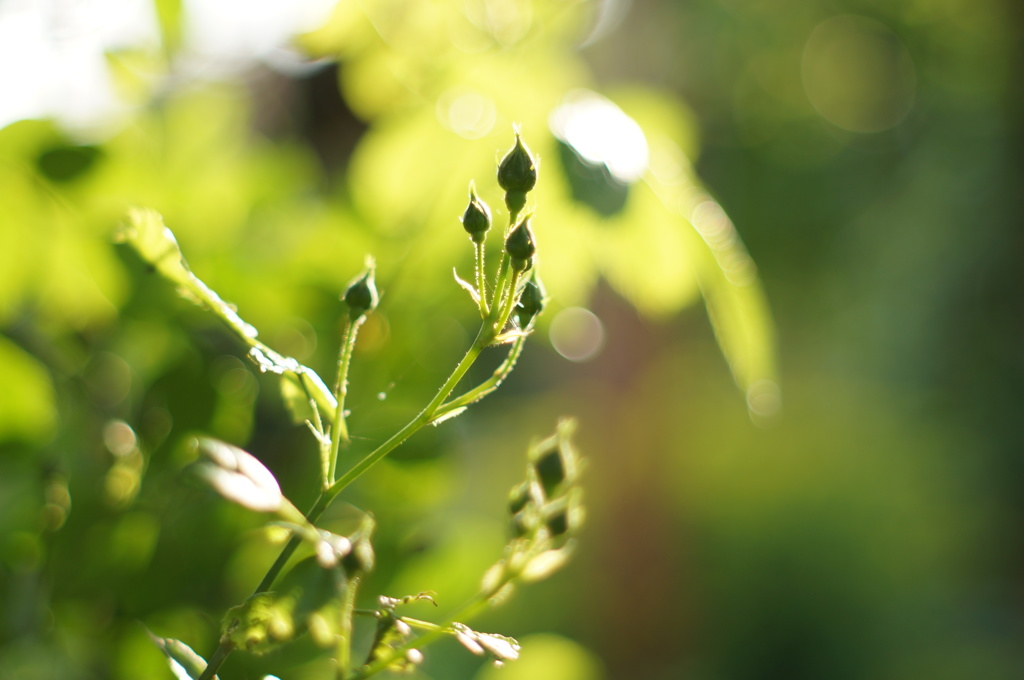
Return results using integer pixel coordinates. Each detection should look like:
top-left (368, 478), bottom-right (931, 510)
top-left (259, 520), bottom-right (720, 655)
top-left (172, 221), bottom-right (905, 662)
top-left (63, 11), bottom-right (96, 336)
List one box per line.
top-left (514, 277), bottom-right (545, 329)
top-left (498, 132), bottom-right (537, 219)
top-left (461, 184), bottom-right (492, 244)
top-left (343, 264), bottom-right (378, 322)
top-left (505, 217), bottom-right (536, 272)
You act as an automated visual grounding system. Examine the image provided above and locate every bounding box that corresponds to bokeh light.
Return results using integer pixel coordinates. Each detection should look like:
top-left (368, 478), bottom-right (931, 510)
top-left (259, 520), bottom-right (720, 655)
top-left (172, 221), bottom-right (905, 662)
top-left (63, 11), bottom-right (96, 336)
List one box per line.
top-left (802, 15), bottom-right (916, 133)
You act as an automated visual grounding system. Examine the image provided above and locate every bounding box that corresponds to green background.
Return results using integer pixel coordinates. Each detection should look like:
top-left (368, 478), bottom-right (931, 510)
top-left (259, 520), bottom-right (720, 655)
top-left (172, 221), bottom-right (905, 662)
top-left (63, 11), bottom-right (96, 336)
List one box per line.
top-left (0, 0), bottom-right (1021, 678)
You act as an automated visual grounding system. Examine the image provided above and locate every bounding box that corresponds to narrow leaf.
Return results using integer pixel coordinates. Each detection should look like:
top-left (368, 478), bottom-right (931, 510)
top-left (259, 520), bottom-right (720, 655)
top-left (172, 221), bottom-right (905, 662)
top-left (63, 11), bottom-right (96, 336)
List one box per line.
top-left (148, 632), bottom-right (216, 680)
top-left (195, 438), bottom-right (283, 513)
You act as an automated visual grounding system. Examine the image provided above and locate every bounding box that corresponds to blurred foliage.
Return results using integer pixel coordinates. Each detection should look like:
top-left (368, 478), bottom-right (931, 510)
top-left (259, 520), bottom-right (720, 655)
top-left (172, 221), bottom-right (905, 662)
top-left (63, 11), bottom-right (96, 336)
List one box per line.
top-left (1, 0), bottom-right (1022, 678)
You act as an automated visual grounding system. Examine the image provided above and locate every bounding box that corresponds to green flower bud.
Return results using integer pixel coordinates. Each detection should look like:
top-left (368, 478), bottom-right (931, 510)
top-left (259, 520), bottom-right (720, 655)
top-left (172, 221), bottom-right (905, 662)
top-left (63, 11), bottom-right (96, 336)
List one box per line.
top-left (508, 481), bottom-right (532, 516)
top-left (497, 133), bottom-right (537, 195)
top-left (341, 531), bottom-right (375, 577)
top-left (545, 507), bottom-right (570, 537)
top-left (342, 263), bottom-right (378, 322)
top-left (510, 511), bottom-right (532, 539)
top-left (533, 444), bottom-right (565, 499)
top-left (461, 184), bottom-right (491, 244)
top-left (514, 277), bottom-right (545, 328)
top-left (222, 593), bottom-right (297, 654)
top-left (505, 217), bottom-right (535, 271)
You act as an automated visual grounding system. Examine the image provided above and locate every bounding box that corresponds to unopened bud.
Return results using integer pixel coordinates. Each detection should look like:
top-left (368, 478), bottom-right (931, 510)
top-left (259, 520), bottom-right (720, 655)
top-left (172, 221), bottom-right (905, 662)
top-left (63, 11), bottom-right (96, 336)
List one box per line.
top-left (508, 482), bottom-right (532, 516)
top-left (505, 217), bottom-right (535, 271)
top-left (533, 444), bottom-right (566, 499)
top-left (461, 185), bottom-right (491, 244)
top-left (497, 133), bottom-right (537, 195)
top-left (342, 534), bottom-right (375, 577)
top-left (545, 507), bottom-right (570, 537)
top-left (343, 263), bottom-right (378, 322)
top-left (514, 278), bottom-right (544, 328)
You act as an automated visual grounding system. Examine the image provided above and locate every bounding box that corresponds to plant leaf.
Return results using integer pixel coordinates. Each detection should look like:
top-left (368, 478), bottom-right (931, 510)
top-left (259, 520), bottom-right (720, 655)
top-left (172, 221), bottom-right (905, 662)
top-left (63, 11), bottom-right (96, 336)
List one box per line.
top-left (194, 438), bottom-right (283, 513)
top-left (450, 623), bottom-right (520, 663)
top-left (119, 209), bottom-right (338, 423)
top-left (147, 632), bottom-right (216, 680)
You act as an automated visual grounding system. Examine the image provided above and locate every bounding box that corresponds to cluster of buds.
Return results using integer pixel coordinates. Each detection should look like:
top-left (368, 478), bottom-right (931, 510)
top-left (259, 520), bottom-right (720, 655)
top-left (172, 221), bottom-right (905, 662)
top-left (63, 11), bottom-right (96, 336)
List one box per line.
top-left (497, 419), bottom-right (584, 594)
top-left (507, 419), bottom-right (583, 545)
top-left (458, 131), bottom-right (544, 330)
top-left (498, 133), bottom-right (538, 271)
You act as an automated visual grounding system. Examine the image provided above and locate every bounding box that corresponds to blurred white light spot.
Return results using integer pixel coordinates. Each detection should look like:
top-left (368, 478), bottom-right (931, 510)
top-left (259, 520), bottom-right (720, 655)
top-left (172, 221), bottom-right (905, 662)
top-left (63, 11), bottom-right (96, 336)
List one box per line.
top-left (182, 0), bottom-right (337, 69)
top-left (550, 90), bottom-right (649, 183)
top-left (549, 307), bottom-right (605, 363)
top-left (436, 90), bottom-right (496, 139)
top-left (103, 419), bottom-right (138, 457)
top-left (0, 0), bottom-right (159, 133)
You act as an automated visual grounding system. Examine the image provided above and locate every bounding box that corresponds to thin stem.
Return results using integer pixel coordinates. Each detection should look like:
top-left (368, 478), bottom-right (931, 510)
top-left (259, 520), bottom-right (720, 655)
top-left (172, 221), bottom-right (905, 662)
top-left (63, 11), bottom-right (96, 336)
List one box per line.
top-left (198, 641), bottom-right (235, 680)
top-left (475, 241), bottom-right (489, 317)
top-left (198, 492), bottom-right (331, 680)
top-left (493, 269), bottom-right (523, 332)
top-left (324, 325), bottom-right (489, 502)
top-left (198, 317), bottom-right (505, 679)
top-left (437, 335), bottom-right (526, 416)
top-left (329, 317), bottom-right (363, 486)
top-left (488, 253), bottom-right (511, 322)
top-left (336, 575), bottom-right (361, 679)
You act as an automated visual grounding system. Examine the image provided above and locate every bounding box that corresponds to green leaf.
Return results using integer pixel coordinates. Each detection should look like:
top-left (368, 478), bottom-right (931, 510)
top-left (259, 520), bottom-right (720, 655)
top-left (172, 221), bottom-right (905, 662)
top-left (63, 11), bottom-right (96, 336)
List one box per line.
top-left (193, 439), bottom-right (283, 513)
top-left (118, 209), bottom-right (338, 422)
top-left (148, 633), bottom-right (215, 680)
top-left (0, 336), bottom-right (56, 443)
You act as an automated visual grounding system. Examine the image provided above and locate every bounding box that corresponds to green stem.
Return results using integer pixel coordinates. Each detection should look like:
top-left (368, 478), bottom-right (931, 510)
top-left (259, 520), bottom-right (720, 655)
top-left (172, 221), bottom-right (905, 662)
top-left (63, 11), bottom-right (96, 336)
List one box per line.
top-left (337, 575), bottom-right (361, 679)
top-left (324, 325), bottom-right (489, 502)
top-left (199, 320), bottom-right (503, 680)
top-left (475, 241), bottom-right (489, 317)
top-left (199, 641), bottom-right (235, 680)
top-left (493, 269), bottom-right (523, 332)
top-left (437, 335), bottom-right (526, 416)
top-left (197, 493), bottom-right (331, 680)
top-left (489, 254), bottom-right (511, 322)
top-left (329, 317), bottom-right (362, 486)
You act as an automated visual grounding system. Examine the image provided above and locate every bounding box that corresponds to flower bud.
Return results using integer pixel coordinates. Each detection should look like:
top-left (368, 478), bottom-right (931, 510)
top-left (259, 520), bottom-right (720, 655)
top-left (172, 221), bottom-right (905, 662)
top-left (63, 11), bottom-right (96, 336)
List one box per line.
top-left (514, 277), bottom-right (545, 328)
top-left (545, 507), bottom-right (570, 537)
top-left (461, 184), bottom-right (491, 244)
top-left (497, 133), bottom-right (537, 195)
top-left (508, 482), bottom-right (531, 516)
top-left (343, 263), bottom-right (378, 322)
top-left (341, 516), bottom-right (376, 578)
top-left (533, 444), bottom-right (565, 498)
top-left (504, 217), bottom-right (535, 272)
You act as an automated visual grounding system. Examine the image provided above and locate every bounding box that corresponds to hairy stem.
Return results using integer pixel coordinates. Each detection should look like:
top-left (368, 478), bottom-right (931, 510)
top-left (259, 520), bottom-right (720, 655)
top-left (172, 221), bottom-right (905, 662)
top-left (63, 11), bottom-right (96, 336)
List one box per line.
top-left (324, 324), bottom-right (488, 501)
top-left (198, 325), bottom-right (495, 678)
top-left (329, 317), bottom-right (363, 485)
top-left (337, 575), bottom-right (361, 679)
top-left (436, 335), bottom-right (526, 416)
top-left (475, 241), bottom-right (489, 317)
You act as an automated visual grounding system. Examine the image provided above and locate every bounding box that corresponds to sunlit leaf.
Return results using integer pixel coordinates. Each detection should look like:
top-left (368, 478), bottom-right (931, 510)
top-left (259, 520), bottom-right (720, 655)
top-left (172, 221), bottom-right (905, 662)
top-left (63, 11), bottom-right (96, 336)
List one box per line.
top-left (194, 438), bottom-right (283, 513)
top-left (451, 623), bottom-right (520, 662)
top-left (148, 633), bottom-right (215, 680)
top-left (119, 209), bottom-right (339, 422)
top-left (0, 337), bottom-right (56, 443)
